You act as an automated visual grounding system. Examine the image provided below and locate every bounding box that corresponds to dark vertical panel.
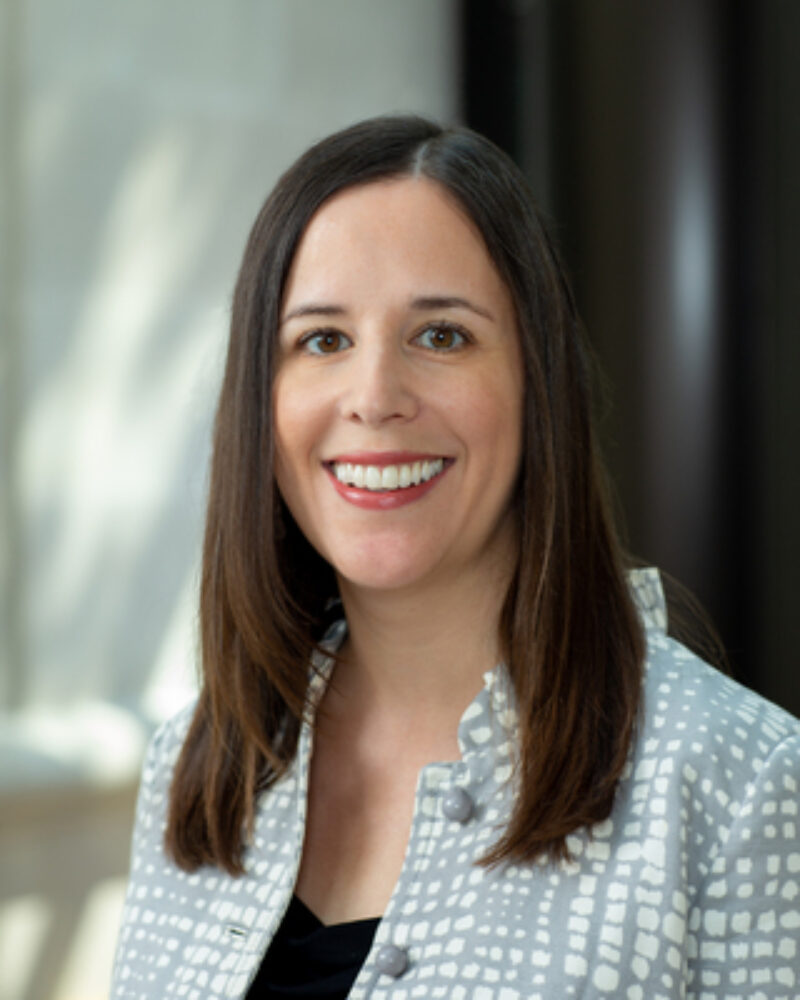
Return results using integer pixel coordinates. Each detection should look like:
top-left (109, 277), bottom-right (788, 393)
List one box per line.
top-left (548, 8), bottom-right (648, 542)
top-left (516, 0), bottom-right (554, 214)
top-left (636, 3), bottom-right (729, 613)
top-left (549, 1), bottom-right (751, 678)
top-left (460, 0), bottom-right (799, 711)
top-left (717, 0), bottom-right (760, 684)
top-left (459, 0), bottom-right (556, 235)
top-left (460, 0), bottom-right (520, 158)
top-left (755, 0), bottom-right (800, 714)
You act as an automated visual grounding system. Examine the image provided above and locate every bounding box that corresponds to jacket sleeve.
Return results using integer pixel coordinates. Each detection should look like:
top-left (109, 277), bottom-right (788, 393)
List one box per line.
top-left (687, 732), bottom-right (800, 998)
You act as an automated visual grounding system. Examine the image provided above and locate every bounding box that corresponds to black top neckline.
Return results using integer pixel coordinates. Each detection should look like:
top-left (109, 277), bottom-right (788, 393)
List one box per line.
top-left (292, 893), bottom-right (382, 930)
top-left (244, 894), bottom-right (381, 999)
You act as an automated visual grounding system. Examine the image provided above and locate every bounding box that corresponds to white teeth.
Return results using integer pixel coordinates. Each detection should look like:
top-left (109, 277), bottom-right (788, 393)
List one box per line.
top-left (332, 458), bottom-right (445, 492)
top-left (381, 466), bottom-right (399, 490)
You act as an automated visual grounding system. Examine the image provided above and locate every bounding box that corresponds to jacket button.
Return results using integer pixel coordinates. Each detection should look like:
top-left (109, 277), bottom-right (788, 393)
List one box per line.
top-left (375, 944), bottom-right (409, 978)
top-left (442, 787), bottom-right (474, 823)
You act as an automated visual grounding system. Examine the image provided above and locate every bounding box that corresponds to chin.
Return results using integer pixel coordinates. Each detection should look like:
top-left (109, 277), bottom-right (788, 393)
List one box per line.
top-left (326, 538), bottom-right (444, 595)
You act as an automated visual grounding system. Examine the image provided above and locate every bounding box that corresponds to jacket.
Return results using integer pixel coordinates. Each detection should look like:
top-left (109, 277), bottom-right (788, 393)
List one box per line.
top-left (110, 568), bottom-right (800, 999)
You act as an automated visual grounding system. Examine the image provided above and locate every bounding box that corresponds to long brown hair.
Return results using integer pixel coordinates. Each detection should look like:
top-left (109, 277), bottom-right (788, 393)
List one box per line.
top-left (166, 115), bottom-right (645, 874)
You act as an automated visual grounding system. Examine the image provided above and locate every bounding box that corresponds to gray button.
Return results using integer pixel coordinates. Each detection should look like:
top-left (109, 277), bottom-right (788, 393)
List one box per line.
top-left (442, 787), bottom-right (474, 822)
top-left (375, 944), bottom-right (408, 977)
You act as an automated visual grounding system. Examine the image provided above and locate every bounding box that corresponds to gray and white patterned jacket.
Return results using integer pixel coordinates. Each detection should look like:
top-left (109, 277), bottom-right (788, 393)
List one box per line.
top-left (110, 569), bottom-right (800, 999)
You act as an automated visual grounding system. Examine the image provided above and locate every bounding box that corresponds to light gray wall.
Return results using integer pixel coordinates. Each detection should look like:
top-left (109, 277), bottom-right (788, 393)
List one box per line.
top-left (0, 3), bottom-right (458, 998)
top-left (2, 0), bottom-right (458, 724)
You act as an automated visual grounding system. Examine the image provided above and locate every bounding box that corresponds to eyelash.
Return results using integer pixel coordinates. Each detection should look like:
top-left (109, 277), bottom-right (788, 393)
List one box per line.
top-left (297, 321), bottom-right (472, 356)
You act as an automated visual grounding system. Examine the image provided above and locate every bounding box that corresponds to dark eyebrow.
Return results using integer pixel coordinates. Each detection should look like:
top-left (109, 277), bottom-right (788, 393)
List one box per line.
top-left (280, 303), bottom-right (347, 326)
top-left (280, 295), bottom-right (496, 326)
top-left (410, 295), bottom-right (495, 322)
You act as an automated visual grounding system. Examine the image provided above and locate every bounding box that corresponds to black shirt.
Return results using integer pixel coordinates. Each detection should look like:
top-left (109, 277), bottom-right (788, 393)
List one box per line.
top-left (246, 895), bottom-right (380, 999)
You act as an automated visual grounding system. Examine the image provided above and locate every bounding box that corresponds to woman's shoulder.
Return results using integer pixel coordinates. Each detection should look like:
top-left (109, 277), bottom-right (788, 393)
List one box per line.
top-left (641, 631), bottom-right (799, 788)
top-left (141, 701), bottom-right (196, 780)
top-left (630, 567), bottom-right (800, 791)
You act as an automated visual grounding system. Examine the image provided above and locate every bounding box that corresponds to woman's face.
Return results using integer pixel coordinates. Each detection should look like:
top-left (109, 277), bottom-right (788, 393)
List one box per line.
top-left (273, 177), bottom-right (523, 596)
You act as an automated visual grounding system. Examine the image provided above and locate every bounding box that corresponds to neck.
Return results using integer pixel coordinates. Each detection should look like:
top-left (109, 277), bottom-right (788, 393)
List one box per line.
top-left (329, 542), bottom-right (515, 726)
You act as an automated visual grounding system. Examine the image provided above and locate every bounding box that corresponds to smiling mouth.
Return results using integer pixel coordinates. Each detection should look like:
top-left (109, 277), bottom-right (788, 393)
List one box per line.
top-left (327, 458), bottom-right (449, 492)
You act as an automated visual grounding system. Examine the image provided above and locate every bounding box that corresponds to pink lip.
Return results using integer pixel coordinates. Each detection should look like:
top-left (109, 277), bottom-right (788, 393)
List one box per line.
top-left (323, 456), bottom-right (454, 510)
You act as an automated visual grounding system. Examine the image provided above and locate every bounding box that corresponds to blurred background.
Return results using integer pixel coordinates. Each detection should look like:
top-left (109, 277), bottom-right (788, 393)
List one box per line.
top-left (0, 1), bottom-right (797, 998)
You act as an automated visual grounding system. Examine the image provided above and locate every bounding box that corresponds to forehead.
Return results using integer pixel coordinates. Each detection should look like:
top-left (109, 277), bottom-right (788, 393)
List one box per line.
top-left (282, 177), bottom-right (511, 310)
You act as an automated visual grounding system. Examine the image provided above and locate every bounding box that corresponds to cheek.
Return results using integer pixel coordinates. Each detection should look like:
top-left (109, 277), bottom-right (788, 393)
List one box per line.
top-left (272, 375), bottom-right (337, 538)
top-left (448, 371), bottom-right (523, 461)
top-left (274, 375), bottom-right (315, 460)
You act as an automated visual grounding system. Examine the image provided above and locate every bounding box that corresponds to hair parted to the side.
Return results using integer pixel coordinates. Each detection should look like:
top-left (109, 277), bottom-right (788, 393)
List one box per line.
top-left (165, 115), bottom-right (645, 875)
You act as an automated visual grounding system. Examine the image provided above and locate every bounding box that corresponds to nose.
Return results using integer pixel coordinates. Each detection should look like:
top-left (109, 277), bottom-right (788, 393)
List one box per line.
top-left (339, 340), bottom-right (419, 426)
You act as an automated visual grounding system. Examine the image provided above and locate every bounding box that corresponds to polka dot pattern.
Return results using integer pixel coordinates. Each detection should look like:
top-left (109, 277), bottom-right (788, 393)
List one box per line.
top-left (111, 569), bottom-right (800, 999)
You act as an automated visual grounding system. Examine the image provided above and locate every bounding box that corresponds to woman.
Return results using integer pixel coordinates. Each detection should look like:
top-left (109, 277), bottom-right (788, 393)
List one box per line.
top-left (111, 116), bottom-right (800, 999)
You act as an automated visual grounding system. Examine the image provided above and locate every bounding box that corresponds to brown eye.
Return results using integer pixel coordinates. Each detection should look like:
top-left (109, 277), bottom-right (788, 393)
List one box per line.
top-left (416, 324), bottom-right (468, 352)
top-left (303, 330), bottom-right (351, 355)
